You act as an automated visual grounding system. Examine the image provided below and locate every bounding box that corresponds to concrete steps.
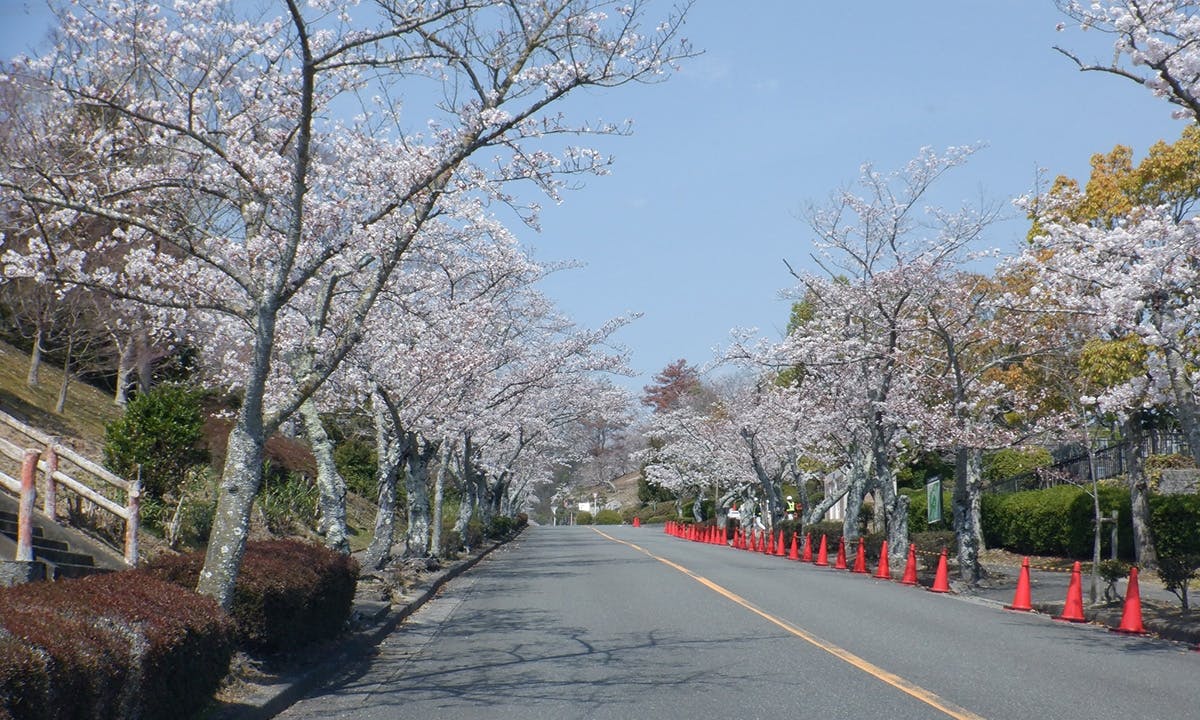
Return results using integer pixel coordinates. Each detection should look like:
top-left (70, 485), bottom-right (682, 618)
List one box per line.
top-left (0, 494), bottom-right (123, 582)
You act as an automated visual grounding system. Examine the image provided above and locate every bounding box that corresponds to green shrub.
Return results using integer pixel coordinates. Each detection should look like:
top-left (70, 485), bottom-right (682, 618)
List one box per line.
top-left (488, 515), bottom-right (522, 538)
top-left (1149, 493), bottom-right (1200, 610)
top-left (333, 438), bottom-right (377, 497)
top-left (103, 384), bottom-right (209, 501)
top-left (0, 572), bottom-right (234, 720)
top-left (594, 509), bottom-right (623, 525)
top-left (465, 519), bottom-right (485, 548)
top-left (255, 466), bottom-right (318, 534)
top-left (1150, 493), bottom-right (1200, 557)
top-left (983, 447), bottom-right (1053, 484)
top-left (981, 484), bottom-right (1130, 558)
top-left (142, 540), bottom-right (358, 655)
top-left (1156, 555), bottom-right (1199, 610)
top-left (575, 511), bottom-right (593, 525)
top-left (1098, 559), bottom-right (1131, 603)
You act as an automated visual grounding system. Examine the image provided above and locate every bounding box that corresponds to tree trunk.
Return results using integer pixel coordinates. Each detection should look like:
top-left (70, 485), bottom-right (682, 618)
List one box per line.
top-left (27, 326), bottom-right (42, 387)
top-left (1124, 420), bottom-right (1158, 570)
top-left (54, 335), bottom-right (73, 414)
top-left (430, 444), bottom-right (448, 557)
top-left (196, 415), bottom-right (265, 610)
top-left (299, 399), bottom-right (349, 554)
top-left (1162, 343), bottom-right (1200, 466)
top-left (890, 493), bottom-right (910, 565)
top-left (952, 447), bottom-right (984, 584)
top-left (842, 466), bottom-right (869, 542)
top-left (802, 472), bottom-right (850, 525)
top-left (362, 397), bottom-right (407, 573)
top-left (404, 437), bottom-right (437, 557)
top-left (113, 336), bottom-right (134, 406)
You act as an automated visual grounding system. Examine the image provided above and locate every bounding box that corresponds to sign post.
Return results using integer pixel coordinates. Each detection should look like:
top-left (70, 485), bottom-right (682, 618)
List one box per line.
top-left (926, 477), bottom-right (942, 525)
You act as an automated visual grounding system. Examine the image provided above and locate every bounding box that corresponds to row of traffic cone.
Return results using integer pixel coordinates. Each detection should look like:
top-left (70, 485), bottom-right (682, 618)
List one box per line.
top-left (657, 523), bottom-right (1156, 642)
top-left (1006, 557), bottom-right (1146, 634)
top-left (672, 525), bottom-right (955, 594)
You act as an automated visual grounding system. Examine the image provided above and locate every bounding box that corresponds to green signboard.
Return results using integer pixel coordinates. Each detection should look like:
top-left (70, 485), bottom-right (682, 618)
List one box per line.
top-left (926, 477), bottom-right (942, 525)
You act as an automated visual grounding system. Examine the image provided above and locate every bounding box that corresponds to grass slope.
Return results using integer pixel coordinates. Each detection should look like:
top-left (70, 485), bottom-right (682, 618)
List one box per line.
top-left (0, 339), bottom-right (121, 455)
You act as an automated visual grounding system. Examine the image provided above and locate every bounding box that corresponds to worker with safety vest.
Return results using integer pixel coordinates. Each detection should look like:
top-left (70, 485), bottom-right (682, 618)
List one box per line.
top-left (784, 495), bottom-right (797, 520)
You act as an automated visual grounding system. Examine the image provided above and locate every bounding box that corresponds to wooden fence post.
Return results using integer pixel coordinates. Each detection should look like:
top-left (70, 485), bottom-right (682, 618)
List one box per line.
top-left (42, 443), bottom-right (58, 522)
top-left (17, 449), bottom-right (39, 562)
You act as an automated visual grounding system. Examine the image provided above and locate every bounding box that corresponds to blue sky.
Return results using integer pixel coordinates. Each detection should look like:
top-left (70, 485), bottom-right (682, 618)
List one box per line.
top-left (1, 1), bottom-right (1187, 398)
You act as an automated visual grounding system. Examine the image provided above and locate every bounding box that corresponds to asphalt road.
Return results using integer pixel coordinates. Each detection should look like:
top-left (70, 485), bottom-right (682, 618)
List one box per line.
top-left (277, 525), bottom-right (1200, 720)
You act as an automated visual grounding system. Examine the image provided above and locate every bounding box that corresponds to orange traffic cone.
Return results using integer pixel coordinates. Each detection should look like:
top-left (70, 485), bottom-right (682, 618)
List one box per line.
top-left (1056, 561), bottom-right (1087, 622)
top-left (815, 535), bottom-right (830, 566)
top-left (851, 539), bottom-right (868, 574)
top-left (775, 530), bottom-right (787, 557)
top-left (1006, 557), bottom-right (1033, 611)
top-left (900, 544), bottom-right (919, 586)
top-left (834, 537), bottom-right (848, 569)
top-left (788, 533), bottom-right (800, 560)
top-left (1112, 567), bottom-right (1147, 635)
top-left (763, 530), bottom-right (773, 555)
top-left (873, 540), bottom-right (891, 580)
top-left (802, 533), bottom-right (813, 563)
top-left (632, 516), bottom-right (640, 528)
top-left (929, 548), bottom-right (951, 593)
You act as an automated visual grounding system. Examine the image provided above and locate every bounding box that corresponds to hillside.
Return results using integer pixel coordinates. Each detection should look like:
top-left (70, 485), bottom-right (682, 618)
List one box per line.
top-left (0, 339), bottom-right (122, 456)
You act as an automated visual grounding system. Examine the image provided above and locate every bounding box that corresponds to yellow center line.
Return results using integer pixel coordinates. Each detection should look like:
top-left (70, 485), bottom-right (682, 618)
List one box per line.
top-left (593, 528), bottom-right (988, 720)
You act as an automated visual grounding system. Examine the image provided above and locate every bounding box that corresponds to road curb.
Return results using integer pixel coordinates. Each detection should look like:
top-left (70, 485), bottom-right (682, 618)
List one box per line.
top-left (208, 534), bottom-right (516, 720)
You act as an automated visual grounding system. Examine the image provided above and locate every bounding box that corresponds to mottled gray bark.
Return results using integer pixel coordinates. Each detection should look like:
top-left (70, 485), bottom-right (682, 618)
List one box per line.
top-left (430, 443), bottom-right (448, 557)
top-left (891, 494), bottom-right (910, 562)
top-left (1123, 421), bottom-right (1158, 570)
top-left (453, 436), bottom-right (480, 544)
top-left (26, 326), bottom-right (42, 387)
top-left (363, 389), bottom-right (408, 572)
top-left (112, 334), bottom-right (135, 406)
top-left (300, 399), bottom-right (350, 554)
top-left (1162, 345), bottom-right (1200, 466)
top-left (740, 427), bottom-right (785, 532)
top-left (842, 469), bottom-right (868, 542)
top-left (54, 335), bottom-right (72, 414)
top-left (404, 438), bottom-right (438, 557)
top-left (802, 472), bottom-right (850, 525)
top-left (953, 447), bottom-right (984, 584)
top-left (197, 415), bottom-right (265, 610)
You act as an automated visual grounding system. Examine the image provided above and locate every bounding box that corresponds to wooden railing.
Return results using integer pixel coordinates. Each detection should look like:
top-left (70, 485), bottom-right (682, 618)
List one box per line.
top-left (0, 410), bottom-right (140, 566)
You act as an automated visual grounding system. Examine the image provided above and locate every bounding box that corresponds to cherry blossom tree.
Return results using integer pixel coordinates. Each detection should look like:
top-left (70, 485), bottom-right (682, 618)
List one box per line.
top-left (1055, 1), bottom-right (1200, 120)
top-left (768, 147), bottom-right (1000, 561)
top-left (1015, 209), bottom-right (1200, 462)
top-left (0, 0), bottom-right (692, 609)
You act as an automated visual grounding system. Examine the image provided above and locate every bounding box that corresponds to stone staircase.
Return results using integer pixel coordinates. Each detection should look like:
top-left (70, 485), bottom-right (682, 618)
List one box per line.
top-left (0, 491), bottom-right (124, 582)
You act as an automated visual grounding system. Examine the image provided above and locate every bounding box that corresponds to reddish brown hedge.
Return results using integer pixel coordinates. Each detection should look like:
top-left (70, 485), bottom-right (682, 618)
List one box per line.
top-left (0, 572), bottom-right (233, 720)
top-left (142, 539), bottom-right (359, 654)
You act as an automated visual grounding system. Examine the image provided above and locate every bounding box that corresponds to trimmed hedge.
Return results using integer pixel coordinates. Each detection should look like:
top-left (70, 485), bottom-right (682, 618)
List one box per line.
top-left (0, 572), bottom-right (234, 720)
top-left (593, 509), bottom-right (623, 525)
top-left (142, 539), bottom-right (359, 654)
top-left (981, 484), bottom-right (1132, 559)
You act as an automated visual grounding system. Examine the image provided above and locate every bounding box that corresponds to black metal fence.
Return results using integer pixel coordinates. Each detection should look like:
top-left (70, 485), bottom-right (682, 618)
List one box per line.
top-left (982, 432), bottom-right (1191, 495)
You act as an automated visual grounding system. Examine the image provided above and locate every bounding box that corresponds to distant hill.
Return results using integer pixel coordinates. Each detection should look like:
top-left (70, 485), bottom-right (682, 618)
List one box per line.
top-left (572, 470), bottom-right (642, 511)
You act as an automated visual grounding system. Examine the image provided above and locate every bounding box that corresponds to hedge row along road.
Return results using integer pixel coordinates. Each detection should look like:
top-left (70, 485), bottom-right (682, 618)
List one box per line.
top-left (277, 525), bottom-right (1199, 720)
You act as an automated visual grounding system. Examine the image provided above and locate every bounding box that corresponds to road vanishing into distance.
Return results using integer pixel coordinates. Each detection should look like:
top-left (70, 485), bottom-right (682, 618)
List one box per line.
top-left (278, 525), bottom-right (1199, 720)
